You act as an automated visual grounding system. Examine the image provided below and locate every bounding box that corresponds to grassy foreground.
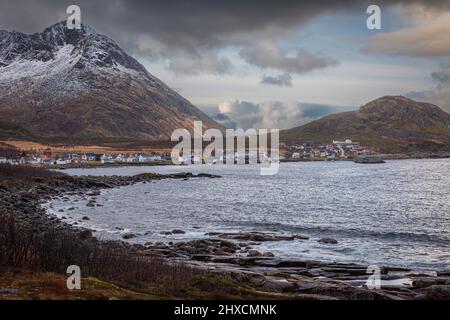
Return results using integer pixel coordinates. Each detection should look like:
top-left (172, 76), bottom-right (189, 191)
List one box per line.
top-left (0, 267), bottom-right (279, 300)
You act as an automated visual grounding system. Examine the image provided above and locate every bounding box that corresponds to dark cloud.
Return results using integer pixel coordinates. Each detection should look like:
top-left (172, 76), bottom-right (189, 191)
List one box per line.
top-left (198, 105), bottom-right (238, 128)
top-left (167, 51), bottom-right (233, 75)
top-left (261, 73), bottom-right (293, 87)
top-left (405, 65), bottom-right (450, 112)
top-left (211, 113), bottom-right (237, 129)
top-left (405, 90), bottom-right (433, 102)
top-left (431, 70), bottom-right (450, 84)
top-left (3, 1), bottom-right (449, 37)
top-left (210, 113), bottom-right (238, 129)
top-left (0, 1), bottom-right (352, 38)
top-left (405, 86), bottom-right (450, 112)
top-left (218, 101), bottom-right (262, 129)
top-left (240, 44), bottom-right (337, 74)
top-left (1, 0), bottom-right (450, 74)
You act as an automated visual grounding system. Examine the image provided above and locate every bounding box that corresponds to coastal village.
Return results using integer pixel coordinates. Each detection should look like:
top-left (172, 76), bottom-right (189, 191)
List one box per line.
top-left (0, 139), bottom-right (375, 166)
top-left (0, 150), bottom-right (171, 166)
top-left (283, 139), bottom-right (373, 161)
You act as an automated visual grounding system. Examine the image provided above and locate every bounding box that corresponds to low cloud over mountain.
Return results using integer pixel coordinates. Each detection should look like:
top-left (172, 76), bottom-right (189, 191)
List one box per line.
top-left (212, 101), bottom-right (348, 129)
top-left (405, 62), bottom-right (450, 113)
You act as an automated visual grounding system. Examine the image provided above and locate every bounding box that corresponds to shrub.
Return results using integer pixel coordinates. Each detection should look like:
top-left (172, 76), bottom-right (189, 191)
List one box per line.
top-left (0, 212), bottom-right (197, 291)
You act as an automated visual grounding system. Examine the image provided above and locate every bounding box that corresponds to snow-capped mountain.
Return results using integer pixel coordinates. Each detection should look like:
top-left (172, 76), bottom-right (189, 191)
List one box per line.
top-left (0, 22), bottom-right (222, 142)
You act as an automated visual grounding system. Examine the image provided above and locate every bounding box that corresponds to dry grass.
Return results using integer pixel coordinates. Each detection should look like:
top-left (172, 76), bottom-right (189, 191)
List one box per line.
top-left (0, 269), bottom-right (161, 300)
top-left (0, 212), bottom-right (273, 300)
top-left (0, 140), bottom-right (171, 154)
top-left (0, 213), bottom-right (194, 288)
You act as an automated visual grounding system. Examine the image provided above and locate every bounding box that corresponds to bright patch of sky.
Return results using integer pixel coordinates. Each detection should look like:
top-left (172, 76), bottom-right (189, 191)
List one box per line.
top-left (140, 5), bottom-right (439, 112)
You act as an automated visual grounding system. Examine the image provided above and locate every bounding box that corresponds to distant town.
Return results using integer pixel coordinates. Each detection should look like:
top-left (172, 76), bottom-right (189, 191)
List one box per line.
top-left (0, 149), bottom-right (172, 166)
top-left (0, 139), bottom-right (376, 166)
top-left (283, 139), bottom-right (374, 161)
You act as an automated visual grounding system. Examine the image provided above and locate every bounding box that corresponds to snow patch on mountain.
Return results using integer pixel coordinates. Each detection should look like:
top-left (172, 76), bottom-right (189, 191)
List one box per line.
top-left (0, 44), bottom-right (78, 82)
top-left (0, 21), bottom-right (153, 82)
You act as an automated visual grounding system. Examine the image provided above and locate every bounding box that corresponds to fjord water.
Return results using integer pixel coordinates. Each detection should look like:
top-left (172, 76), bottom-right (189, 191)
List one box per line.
top-left (51, 159), bottom-right (450, 270)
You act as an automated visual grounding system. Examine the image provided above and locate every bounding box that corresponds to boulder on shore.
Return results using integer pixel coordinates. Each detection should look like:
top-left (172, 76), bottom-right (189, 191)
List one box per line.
top-left (122, 232), bottom-right (136, 240)
top-left (247, 250), bottom-right (262, 257)
top-left (426, 285), bottom-right (450, 300)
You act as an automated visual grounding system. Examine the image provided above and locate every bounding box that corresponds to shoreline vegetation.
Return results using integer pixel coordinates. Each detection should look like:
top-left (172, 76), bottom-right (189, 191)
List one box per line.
top-left (1, 165), bottom-right (450, 300)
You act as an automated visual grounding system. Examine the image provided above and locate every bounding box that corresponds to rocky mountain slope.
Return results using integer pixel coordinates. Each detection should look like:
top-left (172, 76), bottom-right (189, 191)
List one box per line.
top-left (0, 22), bottom-right (222, 144)
top-left (281, 96), bottom-right (450, 154)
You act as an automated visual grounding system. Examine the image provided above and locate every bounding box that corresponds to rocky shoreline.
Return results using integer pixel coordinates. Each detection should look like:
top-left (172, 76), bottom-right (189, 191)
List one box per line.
top-left (0, 170), bottom-right (218, 237)
top-left (127, 233), bottom-right (450, 300)
top-left (1, 167), bottom-right (450, 300)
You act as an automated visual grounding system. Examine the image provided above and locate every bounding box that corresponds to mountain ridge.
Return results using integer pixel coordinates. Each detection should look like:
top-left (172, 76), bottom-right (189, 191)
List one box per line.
top-left (0, 22), bottom-right (223, 144)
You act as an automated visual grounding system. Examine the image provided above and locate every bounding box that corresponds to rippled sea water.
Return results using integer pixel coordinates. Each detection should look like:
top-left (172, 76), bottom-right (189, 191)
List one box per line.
top-left (47, 159), bottom-right (450, 270)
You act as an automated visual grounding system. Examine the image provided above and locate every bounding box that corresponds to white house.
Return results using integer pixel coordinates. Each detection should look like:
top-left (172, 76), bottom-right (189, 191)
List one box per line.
top-left (292, 152), bottom-right (301, 159)
top-left (333, 139), bottom-right (353, 145)
top-left (114, 154), bottom-right (124, 162)
top-left (126, 156), bottom-right (136, 163)
top-left (29, 157), bottom-right (41, 165)
top-left (149, 155), bottom-right (162, 161)
top-left (42, 159), bottom-right (53, 165)
top-left (101, 154), bottom-right (114, 164)
top-left (56, 159), bottom-right (68, 165)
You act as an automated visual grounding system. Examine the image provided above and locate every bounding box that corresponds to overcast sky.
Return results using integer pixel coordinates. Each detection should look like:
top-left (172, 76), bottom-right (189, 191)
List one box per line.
top-left (1, 0), bottom-right (450, 128)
